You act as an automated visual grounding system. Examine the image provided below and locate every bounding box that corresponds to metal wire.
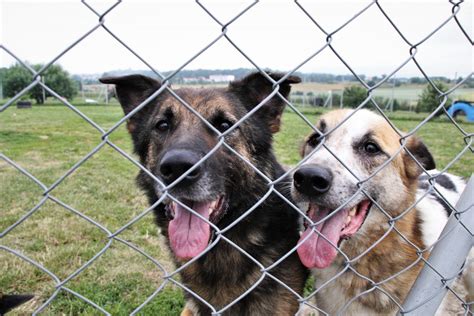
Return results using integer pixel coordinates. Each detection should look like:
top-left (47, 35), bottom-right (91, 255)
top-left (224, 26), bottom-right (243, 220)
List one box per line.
top-left (0, 1), bottom-right (472, 315)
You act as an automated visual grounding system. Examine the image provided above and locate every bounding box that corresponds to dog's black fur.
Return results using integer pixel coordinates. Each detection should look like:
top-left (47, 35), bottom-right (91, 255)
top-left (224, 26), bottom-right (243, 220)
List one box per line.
top-left (100, 72), bottom-right (308, 315)
top-left (0, 294), bottom-right (33, 315)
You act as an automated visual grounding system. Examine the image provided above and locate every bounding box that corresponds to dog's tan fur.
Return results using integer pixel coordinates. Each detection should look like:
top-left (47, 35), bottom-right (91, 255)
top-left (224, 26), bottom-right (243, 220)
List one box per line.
top-left (294, 109), bottom-right (471, 315)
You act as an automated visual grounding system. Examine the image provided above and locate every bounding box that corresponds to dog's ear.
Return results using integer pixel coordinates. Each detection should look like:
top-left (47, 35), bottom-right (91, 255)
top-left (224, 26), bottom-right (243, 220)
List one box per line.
top-left (299, 141), bottom-right (306, 158)
top-left (299, 137), bottom-right (310, 158)
top-left (229, 72), bottom-right (301, 133)
top-left (99, 74), bottom-right (161, 133)
top-left (0, 294), bottom-right (34, 314)
top-left (403, 136), bottom-right (436, 179)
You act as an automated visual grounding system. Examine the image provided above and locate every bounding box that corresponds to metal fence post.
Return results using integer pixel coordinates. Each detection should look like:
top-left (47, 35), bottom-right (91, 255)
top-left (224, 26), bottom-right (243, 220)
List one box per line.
top-left (400, 176), bottom-right (474, 315)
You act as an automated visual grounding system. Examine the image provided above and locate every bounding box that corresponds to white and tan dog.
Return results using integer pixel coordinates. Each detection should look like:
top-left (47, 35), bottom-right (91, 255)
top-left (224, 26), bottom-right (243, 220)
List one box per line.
top-left (291, 109), bottom-right (472, 315)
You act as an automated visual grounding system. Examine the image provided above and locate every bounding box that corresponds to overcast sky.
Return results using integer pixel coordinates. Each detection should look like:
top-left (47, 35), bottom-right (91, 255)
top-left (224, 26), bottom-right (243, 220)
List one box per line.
top-left (0, 0), bottom-right (472, 78)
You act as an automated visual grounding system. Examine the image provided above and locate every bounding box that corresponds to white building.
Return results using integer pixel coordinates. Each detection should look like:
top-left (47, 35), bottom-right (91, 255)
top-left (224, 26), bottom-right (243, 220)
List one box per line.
top-left (209, 75), bottom-right (235, 83)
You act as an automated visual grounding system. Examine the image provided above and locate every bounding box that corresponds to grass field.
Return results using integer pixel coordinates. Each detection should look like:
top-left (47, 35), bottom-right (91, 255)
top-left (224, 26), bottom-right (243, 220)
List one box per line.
top-left (20, 82), bottom-right (473, 110)
top-left (290, 83), bottom-right (473, 102)
top-left (156, 82), bottom-right (474, 103)
top-left (0, 103), bottom-right (472, 315)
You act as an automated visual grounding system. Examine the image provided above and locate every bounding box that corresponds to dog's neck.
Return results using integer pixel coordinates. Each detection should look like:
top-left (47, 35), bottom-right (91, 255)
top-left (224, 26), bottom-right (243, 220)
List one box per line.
top-left (315, 189), bottom-right (427, 314)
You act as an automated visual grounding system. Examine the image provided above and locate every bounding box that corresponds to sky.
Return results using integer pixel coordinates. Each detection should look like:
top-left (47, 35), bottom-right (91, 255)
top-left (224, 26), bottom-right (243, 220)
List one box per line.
top-left (0, 0), bottom-right (472, 78)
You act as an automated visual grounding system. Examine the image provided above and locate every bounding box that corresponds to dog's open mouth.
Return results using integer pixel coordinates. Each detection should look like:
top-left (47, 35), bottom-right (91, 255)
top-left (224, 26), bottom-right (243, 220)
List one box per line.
top-left (166, 196), bottom-right (227, 260)
top-left (297, 199), bottom-right (372, 269)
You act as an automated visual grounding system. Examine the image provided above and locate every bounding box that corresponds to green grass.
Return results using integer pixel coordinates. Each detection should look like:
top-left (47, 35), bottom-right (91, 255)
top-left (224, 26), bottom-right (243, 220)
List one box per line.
top-left (1, 104), bottom-right (472, 315)
top-left (372, 87), bottom-right (473, 101)
top-left (0, 105), bottom-right (181, 315)
top-left (290, 83), bottom-right (473, 103)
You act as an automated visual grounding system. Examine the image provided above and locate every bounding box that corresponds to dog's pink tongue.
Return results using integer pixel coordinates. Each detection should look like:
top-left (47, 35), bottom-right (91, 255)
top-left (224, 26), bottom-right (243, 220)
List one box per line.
top-left (168, 201), bottom-right (211, 260)
top-left (297, 207), bottom-right (347, 269)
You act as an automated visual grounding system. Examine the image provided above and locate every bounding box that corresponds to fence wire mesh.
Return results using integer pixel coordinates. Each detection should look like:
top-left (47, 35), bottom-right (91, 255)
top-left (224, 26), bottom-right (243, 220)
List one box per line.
top-left (0, 0), bottom-right (473, 315)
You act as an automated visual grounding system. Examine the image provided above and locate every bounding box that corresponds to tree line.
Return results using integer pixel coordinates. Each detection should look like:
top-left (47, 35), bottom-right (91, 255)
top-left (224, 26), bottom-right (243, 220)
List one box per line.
top-left (102, 68), bottom-right (473, 87)
top-left (0, 63), bottom-right (78, 103)
top-left (1, 63), bottom-right (470, 110)
top-left (297, 83), bottom-right (454, 113)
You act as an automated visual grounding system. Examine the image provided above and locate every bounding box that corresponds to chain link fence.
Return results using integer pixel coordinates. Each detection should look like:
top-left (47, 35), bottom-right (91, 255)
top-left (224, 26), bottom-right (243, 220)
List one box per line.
top-left (1, 0), bottom-right (473, 315)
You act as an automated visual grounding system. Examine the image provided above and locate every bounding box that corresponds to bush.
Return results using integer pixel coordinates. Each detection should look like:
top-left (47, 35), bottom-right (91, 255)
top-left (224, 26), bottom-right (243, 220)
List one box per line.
top-left (332, 93), bottom-right (342, 107)
top-left (3, 64), bottom-right (31, 98)
top-left (416, 81), bottom-right (452, 113)
top-left (370, 96), bottom-right (387, 108)
top-left (343, 85), bottom-right (367, 108)
top-left (3, 63), bottom-right (78, 104)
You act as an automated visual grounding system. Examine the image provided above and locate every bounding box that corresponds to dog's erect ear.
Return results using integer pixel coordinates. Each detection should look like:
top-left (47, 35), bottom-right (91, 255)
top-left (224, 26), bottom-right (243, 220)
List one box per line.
top-left (99, 74), bottom-right (161, 133)
top-left (0, 294), bottom-right (34, 314)
top-left (229, 72), bottom-right (301, 133)
top-left (403, 136), bottom-right (436, 179)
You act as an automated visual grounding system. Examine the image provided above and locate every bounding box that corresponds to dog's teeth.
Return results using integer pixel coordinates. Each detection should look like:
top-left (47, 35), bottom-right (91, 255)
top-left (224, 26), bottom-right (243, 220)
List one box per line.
top-left (209, 208), bottom-right (213, 215)
top-left (349, 207), bottom-right (356, 216)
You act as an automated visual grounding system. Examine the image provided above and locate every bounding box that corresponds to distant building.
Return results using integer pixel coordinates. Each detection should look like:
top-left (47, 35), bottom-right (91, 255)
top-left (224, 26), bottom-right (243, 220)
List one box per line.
top-left (183, 77), bottom-right (209, 83)
top-left (209, 75), bottom-right (235, 82)
top-left (182, 75), bottom-right (235, 84)
top-left (183, 77), bottom-right (198, 83)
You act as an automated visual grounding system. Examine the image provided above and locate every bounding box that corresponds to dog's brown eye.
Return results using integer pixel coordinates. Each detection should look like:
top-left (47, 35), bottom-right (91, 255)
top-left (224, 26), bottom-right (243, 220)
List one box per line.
top-left (156, 120), bottom-right (170, 132)
top-left (216, 120), bottom-right (233, 133)
top-left (364, 141), bottom-right (380, 154)
top-left (307, 132), bottom-right (322, 147)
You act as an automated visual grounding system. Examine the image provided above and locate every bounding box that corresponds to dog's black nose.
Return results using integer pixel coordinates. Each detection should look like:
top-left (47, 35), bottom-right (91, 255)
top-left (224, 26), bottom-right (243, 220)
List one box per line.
top-left (293, 165), bottom-right (333, 196)
top-left (159, 150), bottom-right (202, 185)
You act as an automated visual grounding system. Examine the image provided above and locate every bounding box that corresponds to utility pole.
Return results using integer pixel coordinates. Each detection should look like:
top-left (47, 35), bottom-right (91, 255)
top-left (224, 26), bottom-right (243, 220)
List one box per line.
top-left (81, 77), bottom-right (85, 100)
top-left (41, 76), bottom-right (46, 104)
top-left (325, 90), bottom-right (332, 108)
top-left (390, 76), bottom-right (395, 112)
top-left (0, 73), bottom-right (3, 100)
top-left (105, 85), bottom-right (109, 104)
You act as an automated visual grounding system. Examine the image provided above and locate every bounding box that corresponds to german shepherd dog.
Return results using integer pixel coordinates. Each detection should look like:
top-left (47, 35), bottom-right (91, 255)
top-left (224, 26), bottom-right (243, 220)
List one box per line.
top-left (100, 72), bottom-right (308, 315)
top-left (290, 109), bottom-right (472, 315)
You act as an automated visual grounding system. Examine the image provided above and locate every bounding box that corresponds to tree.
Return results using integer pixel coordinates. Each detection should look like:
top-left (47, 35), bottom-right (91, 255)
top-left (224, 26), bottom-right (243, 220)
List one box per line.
top-left (30, 64), bottom-right (78, 104)
top-left (3, 63), bottom-right (77, 104)
top-left (3, 64), bottom-right (32, 98)
top-left (416, 81), bottom-right (452, 113)
top-left (343, 85), bottom-right (366, 108)
top-left (410, 77), bottom-right (423, 84)
top-left (0, 68), bottom-right (4, 98)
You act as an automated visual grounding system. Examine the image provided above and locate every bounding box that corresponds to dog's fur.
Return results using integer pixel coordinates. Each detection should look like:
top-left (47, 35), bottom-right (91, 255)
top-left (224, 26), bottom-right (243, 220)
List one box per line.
top-left (291, 109), bottom-right (472, 315)
top-left (0, 293), bottom-right (34, 315)
top-left (100, 72), bottom-right (308, 315)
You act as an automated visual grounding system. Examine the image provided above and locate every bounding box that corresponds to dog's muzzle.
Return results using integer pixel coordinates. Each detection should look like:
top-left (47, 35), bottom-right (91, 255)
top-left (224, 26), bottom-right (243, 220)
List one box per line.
top-left (159, 149), bottom-right (203, 185)
top-left (293, 165), bottom-right (333, 196)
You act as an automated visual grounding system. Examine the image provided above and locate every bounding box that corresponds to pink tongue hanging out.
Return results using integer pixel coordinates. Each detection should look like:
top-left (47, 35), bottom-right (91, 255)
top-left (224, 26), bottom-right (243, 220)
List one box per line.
top-left (297, 206), bottom-right (348, 269)
top-left (168, 201), bottom-right (212, 260)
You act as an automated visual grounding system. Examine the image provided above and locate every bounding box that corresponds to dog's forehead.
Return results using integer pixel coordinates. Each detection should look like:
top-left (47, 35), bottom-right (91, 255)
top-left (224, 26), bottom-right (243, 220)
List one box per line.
top-left (320, 109), bottom-right (389, 138)
top-left (162, 88), bottom-right (237, 118)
